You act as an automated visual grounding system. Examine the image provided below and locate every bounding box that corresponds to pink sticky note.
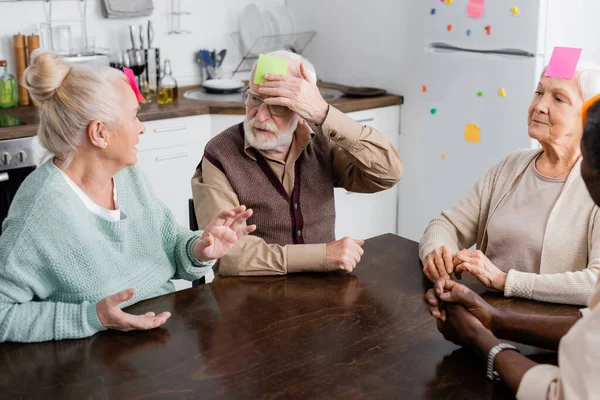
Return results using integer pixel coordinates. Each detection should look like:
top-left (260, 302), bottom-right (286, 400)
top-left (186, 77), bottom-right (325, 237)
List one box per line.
top-left (466, 0), bottom-right (484, 18)
top-left (123, 67), bottom-right (145, 102)
top-left (544, 47), bottom-right (583, 79)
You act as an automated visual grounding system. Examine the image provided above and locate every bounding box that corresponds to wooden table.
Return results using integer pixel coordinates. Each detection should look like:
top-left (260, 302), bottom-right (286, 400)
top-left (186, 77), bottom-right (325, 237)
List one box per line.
top-left (0, 234), bottom-right (580, 399)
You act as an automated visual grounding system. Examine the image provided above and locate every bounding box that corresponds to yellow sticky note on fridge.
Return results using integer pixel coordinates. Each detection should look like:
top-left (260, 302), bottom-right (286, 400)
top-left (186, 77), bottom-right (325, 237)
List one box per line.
top-left (465, 124), bottom-right (481, 143)
top-left (253, 54), bottom-right (289, 84)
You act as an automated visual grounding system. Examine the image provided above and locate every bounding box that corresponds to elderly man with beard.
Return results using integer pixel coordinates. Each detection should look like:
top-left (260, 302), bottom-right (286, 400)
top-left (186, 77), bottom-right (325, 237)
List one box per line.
top-left (192, 50), bottom-right (404, 276)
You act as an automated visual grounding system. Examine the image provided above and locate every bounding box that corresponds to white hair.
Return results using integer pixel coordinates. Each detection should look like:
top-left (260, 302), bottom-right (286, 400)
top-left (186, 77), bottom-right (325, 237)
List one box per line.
top-left (251, 50), bottom-right (317, 83)
top-left (22, 49), bottom-right (128, 166)
top-left (576, 61), bottom-right (600, 101)
top-left (541, 59), bottom-right (600, 101)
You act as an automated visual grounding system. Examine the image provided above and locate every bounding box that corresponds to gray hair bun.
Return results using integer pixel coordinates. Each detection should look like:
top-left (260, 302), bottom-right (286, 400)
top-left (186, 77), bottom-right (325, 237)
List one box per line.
top-left (22, 49), bottom-right (71, 103)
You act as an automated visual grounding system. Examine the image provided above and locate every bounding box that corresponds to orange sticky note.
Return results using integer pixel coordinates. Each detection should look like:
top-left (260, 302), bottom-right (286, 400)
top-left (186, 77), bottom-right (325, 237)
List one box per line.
top-left (422, 85), bottom-right (427, 92)
top-left (465, 124), bottom-right (481, 143)
top-left (447, 24), bottom-right (453, 31)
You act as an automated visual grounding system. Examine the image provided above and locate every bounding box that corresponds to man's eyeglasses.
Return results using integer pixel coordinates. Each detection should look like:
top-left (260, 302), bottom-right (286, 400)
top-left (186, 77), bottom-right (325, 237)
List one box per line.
top-left (242, 89), bottom-right (292, 118)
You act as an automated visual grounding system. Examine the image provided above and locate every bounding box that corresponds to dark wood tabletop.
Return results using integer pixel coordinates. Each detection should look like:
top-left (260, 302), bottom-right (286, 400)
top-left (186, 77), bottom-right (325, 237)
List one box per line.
top-left (0, 234), bottom-right (580, 400)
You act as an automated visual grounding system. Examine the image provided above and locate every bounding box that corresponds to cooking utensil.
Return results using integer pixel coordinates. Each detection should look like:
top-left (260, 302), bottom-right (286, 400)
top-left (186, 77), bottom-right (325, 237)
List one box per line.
top-left (216, 49), bottom-right (227, 67)
top-left (147, 20), bottom-right (154, 48)
top-left (129, 25), bottom-right (137, 49)
top-left (198, 50), bottom-right (211, 67)
top-left (139, 24), bottom-right (145, 49)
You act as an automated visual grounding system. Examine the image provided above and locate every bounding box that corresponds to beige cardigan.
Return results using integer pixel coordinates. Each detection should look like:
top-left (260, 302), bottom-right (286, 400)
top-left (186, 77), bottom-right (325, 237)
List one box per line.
top-left (419, 149), bottom-right (600, 305)
top-left (516, 282), bottom-right (600, 399)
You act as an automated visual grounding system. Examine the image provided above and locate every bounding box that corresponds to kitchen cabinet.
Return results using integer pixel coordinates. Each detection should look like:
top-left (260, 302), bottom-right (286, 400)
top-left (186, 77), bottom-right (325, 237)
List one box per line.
top-left (210, 114), bottom-right (245, 137)
top-left (138, 115), bottom-right (210, 227)
top-left (137, 115), bottom-right (210, 290)
top-left (334, 106), bottom-right (401, 240)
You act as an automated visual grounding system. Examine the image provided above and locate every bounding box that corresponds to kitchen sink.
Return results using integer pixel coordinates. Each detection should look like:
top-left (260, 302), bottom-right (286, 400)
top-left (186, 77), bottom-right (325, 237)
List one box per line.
top-left (183, 89), bottom-right (242, 102)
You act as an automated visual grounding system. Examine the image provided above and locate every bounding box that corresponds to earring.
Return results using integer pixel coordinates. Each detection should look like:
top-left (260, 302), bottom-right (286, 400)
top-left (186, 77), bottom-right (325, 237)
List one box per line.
top-left (103, 142), bottom-right (108, 148)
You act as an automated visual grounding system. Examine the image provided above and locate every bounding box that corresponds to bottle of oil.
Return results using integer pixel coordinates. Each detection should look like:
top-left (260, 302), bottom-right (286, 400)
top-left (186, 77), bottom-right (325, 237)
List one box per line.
top-left (158, 59), bottom-right (178, 105)
top-left (0, 60), bottom-right (18, 108)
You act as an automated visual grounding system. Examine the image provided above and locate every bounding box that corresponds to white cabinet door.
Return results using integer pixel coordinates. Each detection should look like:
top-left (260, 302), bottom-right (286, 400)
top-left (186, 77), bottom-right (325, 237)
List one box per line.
top-left (136, 142), bottom-right (206, 227)
top-left (334, 188), bottom-right (398, 240)
top-left (334, 106), bottom-right (401, 240)
top-left (210, 115), bottom-right (245, 137)
top-left (138, 115), bottom-right (210, 227)
top-left (138, 116), bottom-right (212, 291)
top-left (136, 142), bottom-right (207, 292)
top-left (140, 115), bottom-right (211, 152)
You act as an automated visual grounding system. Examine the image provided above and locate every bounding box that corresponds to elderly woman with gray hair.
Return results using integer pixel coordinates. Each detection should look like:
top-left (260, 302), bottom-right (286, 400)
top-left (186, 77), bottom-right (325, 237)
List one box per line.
top-left (0, 50), bottom-right (256, 343)
top-left (420, 61), bottom-right (600, 306)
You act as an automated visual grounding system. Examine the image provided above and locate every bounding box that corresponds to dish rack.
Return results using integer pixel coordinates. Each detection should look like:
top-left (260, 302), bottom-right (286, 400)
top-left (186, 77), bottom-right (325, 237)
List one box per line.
top-left (231, 31), bottom-right (316, 75)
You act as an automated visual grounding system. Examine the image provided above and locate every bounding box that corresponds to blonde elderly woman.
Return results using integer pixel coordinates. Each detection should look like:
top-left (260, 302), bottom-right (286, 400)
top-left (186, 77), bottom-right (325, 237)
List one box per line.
top-left (0, 51), bottom-right (256, 343)
top-left (419, 61), bottom-right (600, 306)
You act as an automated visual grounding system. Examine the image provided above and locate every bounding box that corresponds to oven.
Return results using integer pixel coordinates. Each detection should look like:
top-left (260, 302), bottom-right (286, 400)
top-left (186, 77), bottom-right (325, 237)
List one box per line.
top-left (0, 136), bottom-right (37, 229)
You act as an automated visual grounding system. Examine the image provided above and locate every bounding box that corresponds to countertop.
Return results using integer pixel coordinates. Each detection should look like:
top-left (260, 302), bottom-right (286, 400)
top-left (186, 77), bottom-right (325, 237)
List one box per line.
top-left (0, 83), bottom-right (403, 141)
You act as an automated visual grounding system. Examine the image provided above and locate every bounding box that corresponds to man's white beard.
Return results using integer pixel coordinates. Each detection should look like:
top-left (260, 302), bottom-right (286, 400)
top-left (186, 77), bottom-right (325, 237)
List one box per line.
top-left (244, 116), bottom-right (298, 151)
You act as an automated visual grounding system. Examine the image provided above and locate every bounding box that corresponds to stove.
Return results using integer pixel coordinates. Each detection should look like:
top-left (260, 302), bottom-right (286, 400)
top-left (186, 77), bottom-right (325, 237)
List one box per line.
top-left (0, 136), bottom-right (37, 173)
top-left (0, 114), bottom-right (38, 227)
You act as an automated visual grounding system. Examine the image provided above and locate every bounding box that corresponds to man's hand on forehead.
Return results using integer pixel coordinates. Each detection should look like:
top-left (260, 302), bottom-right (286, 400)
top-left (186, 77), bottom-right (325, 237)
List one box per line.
top-left (258, 63), bottom-right (329, 126)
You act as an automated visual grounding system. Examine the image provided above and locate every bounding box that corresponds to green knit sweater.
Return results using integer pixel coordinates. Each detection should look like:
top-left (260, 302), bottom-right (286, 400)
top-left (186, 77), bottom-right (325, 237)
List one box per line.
top-left (0, 160), bottom-right (213, 343)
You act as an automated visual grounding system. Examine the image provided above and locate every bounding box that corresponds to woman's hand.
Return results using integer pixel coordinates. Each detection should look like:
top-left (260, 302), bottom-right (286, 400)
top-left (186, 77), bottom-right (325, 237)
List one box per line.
top-left (423, 245), bottom-right (455, 282)
top-left (453, 249), bottom-right (507, 291)
top-left (96, 288), bottom-right (171, 331)
top-left (193, 205), bottom-right (256, 262)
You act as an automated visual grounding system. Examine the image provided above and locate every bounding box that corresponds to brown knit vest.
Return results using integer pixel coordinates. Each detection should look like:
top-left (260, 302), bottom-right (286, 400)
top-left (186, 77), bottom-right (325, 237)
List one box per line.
top-left (201, 123), bottom-right (337, 246)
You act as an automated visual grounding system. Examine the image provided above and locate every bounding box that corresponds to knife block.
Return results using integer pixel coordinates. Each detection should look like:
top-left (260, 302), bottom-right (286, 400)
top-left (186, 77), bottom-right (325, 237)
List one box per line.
top-left (144, 48), bottom-right (161, 94)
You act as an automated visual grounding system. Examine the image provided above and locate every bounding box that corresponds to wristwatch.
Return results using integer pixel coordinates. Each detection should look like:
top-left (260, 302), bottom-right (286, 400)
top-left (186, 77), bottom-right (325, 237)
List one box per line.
top-left (487, 343), bottom-right (521, 381)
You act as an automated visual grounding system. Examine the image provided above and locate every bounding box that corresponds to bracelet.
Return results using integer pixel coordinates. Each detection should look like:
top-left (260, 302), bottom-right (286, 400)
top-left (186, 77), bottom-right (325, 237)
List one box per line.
top-left (487, 343), bottom-right (520, 381)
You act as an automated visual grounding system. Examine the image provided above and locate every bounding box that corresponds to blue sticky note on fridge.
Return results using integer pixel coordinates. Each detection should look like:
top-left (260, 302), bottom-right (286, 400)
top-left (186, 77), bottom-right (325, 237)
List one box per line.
top-left (253, 54), bottom-right (289, 84)
top-left (544, 47), bottom-right (582, 79)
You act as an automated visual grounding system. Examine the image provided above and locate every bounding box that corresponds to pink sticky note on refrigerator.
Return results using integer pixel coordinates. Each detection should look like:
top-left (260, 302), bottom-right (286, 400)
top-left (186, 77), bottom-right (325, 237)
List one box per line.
top-left (123, 67), bottom-right (146, 102)
top-left (466, 0), bottom-right (484, 18)
top-left (544, 47), bottom-right (583, 79)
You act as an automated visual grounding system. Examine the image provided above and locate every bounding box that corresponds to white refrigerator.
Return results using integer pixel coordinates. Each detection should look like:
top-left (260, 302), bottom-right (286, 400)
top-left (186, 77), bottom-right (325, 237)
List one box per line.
top-left (398, 0), bottom-right (556, 241)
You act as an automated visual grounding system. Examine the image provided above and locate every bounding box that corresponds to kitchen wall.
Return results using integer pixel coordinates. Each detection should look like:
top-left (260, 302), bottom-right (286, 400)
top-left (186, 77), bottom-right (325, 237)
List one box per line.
top-left (544, 0), bottom-right (600, 64)
top-left (286, 0), bottom-right (600, 114)
top-left (0, 0), bottom-right (283, 86)
top-left (286, 0), bottom-right (416, 101)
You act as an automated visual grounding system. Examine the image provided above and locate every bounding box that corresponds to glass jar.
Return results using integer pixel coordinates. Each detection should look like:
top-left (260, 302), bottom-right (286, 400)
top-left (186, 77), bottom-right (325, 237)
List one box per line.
top-left (158, 59), bottom-right (178, 105)
top-left (0, 60), bottom-right (18, 109)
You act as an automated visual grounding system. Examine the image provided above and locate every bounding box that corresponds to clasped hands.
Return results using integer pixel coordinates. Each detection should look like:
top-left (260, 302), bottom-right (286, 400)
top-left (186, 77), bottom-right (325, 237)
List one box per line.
top-left (423, 246), bottom-right (507, 292)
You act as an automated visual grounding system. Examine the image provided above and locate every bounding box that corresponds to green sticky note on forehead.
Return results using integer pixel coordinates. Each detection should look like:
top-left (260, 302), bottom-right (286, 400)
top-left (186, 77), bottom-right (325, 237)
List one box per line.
top-left (253, 54), bottom-right (289, 84)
